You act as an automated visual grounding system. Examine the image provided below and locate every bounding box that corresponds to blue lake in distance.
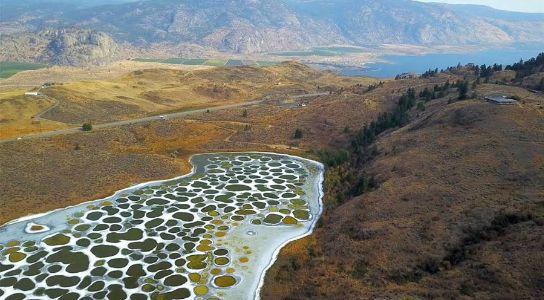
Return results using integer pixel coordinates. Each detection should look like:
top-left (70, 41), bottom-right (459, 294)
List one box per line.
top-left (339, 44), bottom-right (544, 78)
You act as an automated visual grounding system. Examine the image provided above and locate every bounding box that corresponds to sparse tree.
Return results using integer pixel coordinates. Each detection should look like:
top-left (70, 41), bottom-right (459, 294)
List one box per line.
top-left (458, 81), bottom-right (469, 100)
top-left (293, 128), bottom-right (303, 139)
top-left (242, 109), bottom-right (248, 118)
top-left (417, 101), bottom-right (425, 111)
top-left (82, 122), bottom-right (93, 131)
top-left (419, 87), bottom-right (432, 101)
top-left (351, 259), bottom-right (369, 279)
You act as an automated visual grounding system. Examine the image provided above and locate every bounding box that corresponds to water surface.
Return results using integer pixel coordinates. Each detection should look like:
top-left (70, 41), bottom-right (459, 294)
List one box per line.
top-left (339, 44), bottom-right (544, 78)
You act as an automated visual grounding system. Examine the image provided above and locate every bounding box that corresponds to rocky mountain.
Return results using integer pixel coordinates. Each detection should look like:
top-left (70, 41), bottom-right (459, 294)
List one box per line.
top-left (67, 0), bottom-right (346, 53)
top-left (285, 0), bottom-right (542, 45)
top-left (1, 0), bottom-right (543, 64)
top-left (0, 29), bottom-right (121, 66)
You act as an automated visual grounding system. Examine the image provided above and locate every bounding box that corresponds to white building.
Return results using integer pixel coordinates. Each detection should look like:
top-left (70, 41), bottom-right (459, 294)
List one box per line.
top-left (485, 95), bottom-right (517, 105)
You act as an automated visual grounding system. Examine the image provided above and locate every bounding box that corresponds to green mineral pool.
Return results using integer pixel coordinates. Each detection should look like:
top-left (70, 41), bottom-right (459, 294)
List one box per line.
top-left (0, 153), bottom-right (324, 300)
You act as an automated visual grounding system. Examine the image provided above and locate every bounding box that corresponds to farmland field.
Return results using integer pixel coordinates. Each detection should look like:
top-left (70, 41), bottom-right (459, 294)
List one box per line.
top-left (133, 58), bottom-right (280, 67)
top-left (0, 62), bottom-right (47, 79)
top-left (225, 60), bottom-right (245, 67)
top-left (133, 58), bottom-right (228, 66)
top-left (272, 46), bottom-right (367, 57)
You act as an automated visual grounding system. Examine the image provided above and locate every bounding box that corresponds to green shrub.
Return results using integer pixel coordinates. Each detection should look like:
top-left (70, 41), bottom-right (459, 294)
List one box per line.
top-left (351, 259), bottom-right (369, 279)
top-left (315, 149), bottom-right (349, 167)
top-left (293, 128), bottom-right (303, 139)
top-left (457, 80), bottom-right (469, 100)
top-left (82, 122), bottom-right (93, 131)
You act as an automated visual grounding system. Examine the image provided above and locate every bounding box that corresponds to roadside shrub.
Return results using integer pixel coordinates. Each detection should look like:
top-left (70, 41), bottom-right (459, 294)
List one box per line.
top-left (82, 122), bottom-right (93, 131)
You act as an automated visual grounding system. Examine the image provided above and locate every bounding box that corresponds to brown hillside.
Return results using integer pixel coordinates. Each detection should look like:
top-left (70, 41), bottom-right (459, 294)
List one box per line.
top-left (261, 86), bottom-right (544, 299)
top-left (35, 62), bottom-right (371, 124)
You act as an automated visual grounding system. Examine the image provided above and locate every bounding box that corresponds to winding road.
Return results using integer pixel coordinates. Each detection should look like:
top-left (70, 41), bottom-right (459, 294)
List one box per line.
top-left (1, 90), bottom-right (333, 144)
top-left (1, 99), bottom-right (267, 144)
top-left (33, 94), bottom-right (60, 122)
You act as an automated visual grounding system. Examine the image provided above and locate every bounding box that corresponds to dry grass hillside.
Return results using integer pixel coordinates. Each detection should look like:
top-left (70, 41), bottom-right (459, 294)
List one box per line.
top-left (0, 60), bottom-right (211, 88)
top-left (0, 62), bottom-right (376, 139)
top-left (39, 62), bottom-right (376, 124)
top-left (0, 89), bottom-right (70, 139)
top-left (261, 84), bottom-right (544, 299)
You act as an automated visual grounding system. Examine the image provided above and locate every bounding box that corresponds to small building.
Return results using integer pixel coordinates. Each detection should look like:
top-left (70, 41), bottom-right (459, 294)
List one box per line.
top-left (485, 95), bottom-right (517, 105)
top-left (395, 73), bottom-right (417, 80)
top-left (25, 91), bottom-right (40, 97)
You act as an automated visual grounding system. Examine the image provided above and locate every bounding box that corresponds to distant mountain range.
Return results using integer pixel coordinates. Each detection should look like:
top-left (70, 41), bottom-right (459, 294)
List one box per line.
top-left (1, 0), bottom-right (543, 65)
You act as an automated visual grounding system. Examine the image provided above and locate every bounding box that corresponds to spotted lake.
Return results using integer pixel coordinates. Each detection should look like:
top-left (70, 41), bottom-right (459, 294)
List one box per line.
top-left (0, 153), bottom-right (324, 300)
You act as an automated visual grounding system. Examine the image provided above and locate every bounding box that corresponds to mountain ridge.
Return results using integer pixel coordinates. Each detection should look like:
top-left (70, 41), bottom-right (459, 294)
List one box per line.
top-left (1, 0), bottom-right (543, 65)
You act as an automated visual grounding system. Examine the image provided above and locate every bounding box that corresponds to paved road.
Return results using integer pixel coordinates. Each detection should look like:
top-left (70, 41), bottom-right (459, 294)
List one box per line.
top-left (290, 92), bottom-right (330, 99)
top-left (1, 99), bottom-right (265, 144)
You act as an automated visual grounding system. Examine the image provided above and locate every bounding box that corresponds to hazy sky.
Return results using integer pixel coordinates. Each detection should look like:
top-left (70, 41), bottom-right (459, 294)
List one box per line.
top-left (416, 0), bottom-right (544, 13)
